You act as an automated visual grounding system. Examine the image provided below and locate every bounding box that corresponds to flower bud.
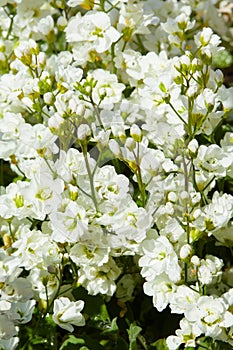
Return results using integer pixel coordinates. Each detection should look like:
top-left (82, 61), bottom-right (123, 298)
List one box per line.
top-left (191, 255), bottom-right (200, 266)
top-left (77, 124), bottom-right (91, 142)
top-left (125, 138), bottom-right (136, 151)
top-left (57, 16), bottom-right (67, 31)
top-left (109, 139), bottom-right (122, 157)
top-left (188, 139), bottom-right (198, 156)
top-left (77, 124), bottom-right (91, 141)
top-left (130, 124), bottom-right (142, 142)
top-left (167, 191), bottom-right (177, 203)
top-left (180, 244), bottom-right (192, 260)
top-left (44, 92), bottom-right (54, 105)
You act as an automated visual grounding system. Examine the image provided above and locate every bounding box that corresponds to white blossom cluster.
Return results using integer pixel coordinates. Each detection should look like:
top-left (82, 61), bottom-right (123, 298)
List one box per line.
top-left (0, 0), bottom-right (233, 349)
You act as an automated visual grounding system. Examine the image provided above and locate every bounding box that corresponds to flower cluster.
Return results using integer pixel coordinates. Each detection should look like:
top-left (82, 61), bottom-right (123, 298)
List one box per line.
top-left (0, 0), bottom-right (233, 349)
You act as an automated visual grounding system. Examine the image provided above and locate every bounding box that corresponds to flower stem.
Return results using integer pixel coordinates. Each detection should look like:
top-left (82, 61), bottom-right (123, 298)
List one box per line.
top-left (81, 144), bottom-right (99, 212)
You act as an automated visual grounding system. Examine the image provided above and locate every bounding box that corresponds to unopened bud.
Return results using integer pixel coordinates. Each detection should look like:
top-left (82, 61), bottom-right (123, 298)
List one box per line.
top-left (57, 16), bottom-right (67, 31)
top-left (130, 124), bottom-right (142, 142)
top-left (191, 255), bottom-right (200, 266)
top-left (109, 139), bottom-right (122, 157)
top-left (180, 244), bottom-right (192, 260)
top-left (188, 139), bottom-right (198, 156)
top-left (125, 138), bottom-right (136, 151)
top-left (44, 92), bottom-right (54, 105)
top-left (77, 124), bottom-right (91, 141)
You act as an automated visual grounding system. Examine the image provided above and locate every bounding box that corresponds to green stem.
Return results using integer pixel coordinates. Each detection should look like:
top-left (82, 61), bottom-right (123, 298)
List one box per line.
top-left (182, 154), bottom-right (190, 244)
top-left (168, 102), bottom-right (187, 125)
top-left (0, 159), bottom-right (4, 188)
top-left (8, 221), bottom-right (14, 242)
top-left (187, 97), bottom-right (194, 140)
top-left (133, 144), bottom-right (146, 207)
top-left (90, 97), bottom-right (105, 130)
top-left (184, 262), bottom-right (188, 283)
top-left (82, 144), bottom-right (99, 211)
top-left (137, 334), bottom-right (149, 350)
top-left (3, 6), bottom-right (14, 40)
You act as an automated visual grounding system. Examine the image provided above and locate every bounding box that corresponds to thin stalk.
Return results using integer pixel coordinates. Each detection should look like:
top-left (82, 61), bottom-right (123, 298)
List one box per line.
top-left (90, 97), bottom-right (105, 130)
top-left (0, 159), bottom-right (4, 188)
top-left (182, 154), bottom-right (190, 244)
top-left (137, 334), bottom-right (149, 350)
top-left (184, 262), bottom-right (188, 283)
top-left (168, 102), bottom-right (187, 125)
top-left (81, 144), bottom-right (99, 211)
top-left (133, 143), bottom-right (146, 207)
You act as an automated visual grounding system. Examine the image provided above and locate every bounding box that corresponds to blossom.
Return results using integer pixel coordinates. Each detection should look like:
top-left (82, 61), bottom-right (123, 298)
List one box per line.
top-left (52, 297), bottom-right (85, 332)
top-left (66, 11), bottom-right (120, 62)
top-left (0, 337), bottom-right (19, 350)
top-left (197, 255), bottom-right (223, 286)
top-left (185, 295), bottom-right (233, 337)
top-left (50, 200), bottom-right (89, 243)
top-left (0, 0), bottom-right (233, 347)
top-left (194, 27), bottom-right (222, 55)
top-left (12, 225), bottom-right (61, 269)
top-left (28, 267), bottom-right (60, 301)
top-left (70, 242), bottom-right (110, 267)
top-left (166, 317), bottom-right (202, 350)
top-left (10, 300), bottom-right (36, 324)
top-left (83, 69), bottom-right (125, 110)
top-left (139, 236), bottom-right (181, 283)
top-left (77, 258), bottom-right (121, 296)
top-left (0, 314), bottom-right (17, 339)
top-left (143, 273), bottom-right (175, 312)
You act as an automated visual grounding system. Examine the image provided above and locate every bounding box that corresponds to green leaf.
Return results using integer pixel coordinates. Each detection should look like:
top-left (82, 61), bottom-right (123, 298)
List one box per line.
top-left (127, 322), bottom-right (142, 350)
top-left (159, 82), bottom-right (167, 93)
top-left (150, 338), bottom-right (169, 350)
top-left (102, 317), bottom-right (119, 334)
top-left (59, 335), bottom-right (85, 350)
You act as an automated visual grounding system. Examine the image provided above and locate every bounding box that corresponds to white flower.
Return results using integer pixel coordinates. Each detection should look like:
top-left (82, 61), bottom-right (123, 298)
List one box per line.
top-left (169, 285), bottom-right (199, 315)
top-left (77, 258), bottom-right (121, 296)
top-left (161, 10), bottom-right (195, 34)
top-left (203, 192), bottom-right (233, 232)
top-left (188, 139), bottom-right (199, 155)
top-left (50, 200), bottom-right (88, 243)
top-left (194, 27), bottom-right (221, 48)
top-left (197, 255), bottom-right (223, 286)
top-left (118, 2), bottom-right (157, 36)
top-left (12, 225), bottom-right (61, 269)
top-left (10, 300), bottom-right (36, 324)
top-left (66, 11), bottom-right (120, 52)
top-left (28, 267), bottom-right (60, 301)
top-left (1, 277), bottom-right (33, 302)
top-left (139, 236), bottom-right (181, 283)
top-left (52, 297), bottom-right (85, 332)
top-left (185, 295), bottom-right (233, 337)
top-left (94, 165), bottom-right (129, 202)
top-left (143, 273), bottom-right (175, 312)
top-left (0, 337), bottom-right (19, 350)
top-left (70, 242), bottom-right (110, 267)
top-left (85, 69), bottom-right (125, 110)
top-left (38, 15), bottom-right (54, 36)
top-left (194, 144), bottom-right (228, 178)
top-left (77, 124), bottom-right (91, 141)
top-left (166, 317), bottom-right (202, 350)
top-left (179, 244), bottom-right (192, 260)
top-left (0, 314), bottom-right (17, 339)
